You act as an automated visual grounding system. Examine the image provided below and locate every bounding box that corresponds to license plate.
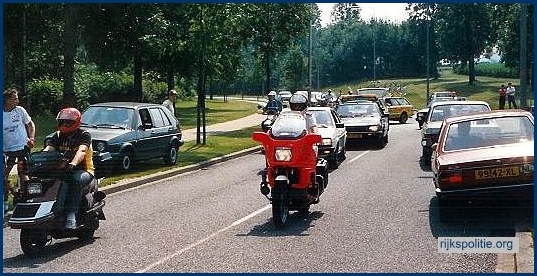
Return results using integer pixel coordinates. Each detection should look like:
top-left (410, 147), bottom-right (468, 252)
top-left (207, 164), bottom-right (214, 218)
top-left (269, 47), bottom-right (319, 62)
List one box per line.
top-left (474, 166), bottom-right (519, 180)
top-left (348, 133), bottom-right (362, 138)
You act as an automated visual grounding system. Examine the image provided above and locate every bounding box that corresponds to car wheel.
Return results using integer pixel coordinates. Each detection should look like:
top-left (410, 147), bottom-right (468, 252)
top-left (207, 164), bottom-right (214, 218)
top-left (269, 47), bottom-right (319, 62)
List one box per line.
top-left (399, 112), bottom-right (408, 124)
top-left (376, 134), bottom-right (387, 149)
top-left (164, 143), bottom-right (179, 165)
top-left (338, 144), bottom-right (346, 161)
top-left (330, 146), bottom-right (340, 170)
top-left (422, 147), bottom-right (431, 162)
top-left (120, 151), bottom-right (133, 171)
top-left (437, 196), bottom-right (458, 223)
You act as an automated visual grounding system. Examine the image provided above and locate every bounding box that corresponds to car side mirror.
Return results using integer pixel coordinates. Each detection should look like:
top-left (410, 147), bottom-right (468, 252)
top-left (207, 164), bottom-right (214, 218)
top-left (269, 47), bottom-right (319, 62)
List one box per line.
top-left (143, 122), bottom-right (153, 129)
top-left (431, 143), bottom-right (438, 151)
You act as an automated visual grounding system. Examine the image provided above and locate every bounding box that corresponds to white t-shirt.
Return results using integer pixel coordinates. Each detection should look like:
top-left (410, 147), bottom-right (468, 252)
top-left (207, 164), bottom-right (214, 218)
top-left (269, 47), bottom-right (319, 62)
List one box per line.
top-left (162, 99), bottom-right (174, 114)
top-left (507, 86), bottom-right (516, 96)
top-left (3, 106), bottom-right (32, 152)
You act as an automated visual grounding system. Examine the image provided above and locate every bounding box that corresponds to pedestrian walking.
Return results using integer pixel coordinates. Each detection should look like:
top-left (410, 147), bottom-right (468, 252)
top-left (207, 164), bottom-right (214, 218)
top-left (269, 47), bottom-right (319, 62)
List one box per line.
top-left (498, 84), bottom-right (507, 110)
top-left (506, 82), bottom-right (517, 109)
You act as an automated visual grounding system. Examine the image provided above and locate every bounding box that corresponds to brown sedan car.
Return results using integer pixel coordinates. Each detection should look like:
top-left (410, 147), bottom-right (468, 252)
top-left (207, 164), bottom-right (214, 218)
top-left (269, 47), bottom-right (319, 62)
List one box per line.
top-left (431, 110), bottom-right (534, 218)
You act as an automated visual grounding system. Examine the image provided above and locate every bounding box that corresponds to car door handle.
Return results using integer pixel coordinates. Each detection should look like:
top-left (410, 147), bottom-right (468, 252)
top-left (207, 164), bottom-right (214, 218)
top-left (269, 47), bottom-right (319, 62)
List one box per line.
top-left (150, 131), bottom-right (156, 135)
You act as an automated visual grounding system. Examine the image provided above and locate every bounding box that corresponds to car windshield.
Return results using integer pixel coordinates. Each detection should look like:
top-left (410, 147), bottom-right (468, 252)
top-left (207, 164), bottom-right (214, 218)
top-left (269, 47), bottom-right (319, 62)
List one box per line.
top-left (270, 111), bottom-right (307, 139)
top-left (310, 110), bottom-right (334, 127)
top-left (429, 104), bottom-right (490, 122)
top-left (444, 116), bottom-right (534, 151)
top-left (337, 104), bottom-right (378, 118)
top-left (82, 106), bottom-right (134, 129)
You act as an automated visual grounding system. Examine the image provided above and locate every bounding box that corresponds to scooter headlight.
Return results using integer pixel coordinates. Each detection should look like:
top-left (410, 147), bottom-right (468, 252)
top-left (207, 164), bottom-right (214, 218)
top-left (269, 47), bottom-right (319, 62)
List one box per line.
top-left (27, 182), bottom-right (42, 194)
top-left (274, 147), bottom-right (292, 161)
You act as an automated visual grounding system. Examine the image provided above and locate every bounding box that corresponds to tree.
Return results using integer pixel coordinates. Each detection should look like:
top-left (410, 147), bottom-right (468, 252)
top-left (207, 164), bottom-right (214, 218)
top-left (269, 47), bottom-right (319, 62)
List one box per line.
top-left (414, 3), bottom-right (496, 84)
top-left (244, 3), bottom-right (311, 93)
top-left (331, 3), bottom-right (361, 23)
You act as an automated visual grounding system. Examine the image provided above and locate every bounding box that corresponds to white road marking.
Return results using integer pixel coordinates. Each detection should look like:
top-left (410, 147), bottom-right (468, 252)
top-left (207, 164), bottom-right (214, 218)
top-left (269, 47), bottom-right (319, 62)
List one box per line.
top-left (136, 204), bottom-right (272, 273)
top-left (346, 151), bottom-right (370, 164)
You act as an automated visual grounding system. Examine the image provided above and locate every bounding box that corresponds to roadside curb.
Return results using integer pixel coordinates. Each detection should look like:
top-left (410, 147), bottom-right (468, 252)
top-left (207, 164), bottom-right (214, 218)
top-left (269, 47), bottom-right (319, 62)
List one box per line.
top-left (496, 232), bottom-right (534, 273)
top-left (3, 145), bottom-right (262, 227)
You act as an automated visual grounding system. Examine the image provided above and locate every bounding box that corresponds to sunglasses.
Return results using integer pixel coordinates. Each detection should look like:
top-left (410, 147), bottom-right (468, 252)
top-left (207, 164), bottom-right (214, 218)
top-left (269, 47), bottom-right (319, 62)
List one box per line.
top-left (58, 119), bottom-right (75, 127)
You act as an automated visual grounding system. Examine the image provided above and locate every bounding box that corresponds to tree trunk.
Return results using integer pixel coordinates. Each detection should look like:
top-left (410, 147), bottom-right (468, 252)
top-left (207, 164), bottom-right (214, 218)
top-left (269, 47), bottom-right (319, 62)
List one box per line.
top-left (62, 3), bottom-right (77, 107)
top-left (133, 43), bottom-right (143, 102)
top-left (468, 55), bottom-right (476, 85)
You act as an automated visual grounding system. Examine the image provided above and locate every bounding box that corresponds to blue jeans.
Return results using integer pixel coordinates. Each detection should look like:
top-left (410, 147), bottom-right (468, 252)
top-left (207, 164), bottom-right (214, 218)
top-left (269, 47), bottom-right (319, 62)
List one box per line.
top-left (56, 170), bottom-right (94, 214)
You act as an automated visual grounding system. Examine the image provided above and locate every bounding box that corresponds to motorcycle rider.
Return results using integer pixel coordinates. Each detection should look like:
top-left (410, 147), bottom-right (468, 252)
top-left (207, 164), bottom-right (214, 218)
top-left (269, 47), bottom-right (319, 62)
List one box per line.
top-left (263, 91), bottom-right (282, 114)
top-left (288, 93), bottom-right (317, 133)
top-left (43, 107), bottom-right (95, 229)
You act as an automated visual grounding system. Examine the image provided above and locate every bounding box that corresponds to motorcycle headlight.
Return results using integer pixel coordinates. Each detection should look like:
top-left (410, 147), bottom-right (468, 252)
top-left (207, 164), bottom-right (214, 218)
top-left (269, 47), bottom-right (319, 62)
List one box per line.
top-left (96, 141), bottom-right (107, 152)
top-left (369, 125), bottom-right (380, 132)
top-left (322, 138), bottom-right (332, 146)
top-left (27, 182), bottom-right (42, 194)
top-left (274, 147), bottom-right (292, 161)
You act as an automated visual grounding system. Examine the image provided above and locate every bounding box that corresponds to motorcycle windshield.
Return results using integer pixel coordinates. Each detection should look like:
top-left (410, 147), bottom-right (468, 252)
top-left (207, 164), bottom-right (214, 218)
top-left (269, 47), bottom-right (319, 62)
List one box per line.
top-left (270, 111), bottom-right (307, 139)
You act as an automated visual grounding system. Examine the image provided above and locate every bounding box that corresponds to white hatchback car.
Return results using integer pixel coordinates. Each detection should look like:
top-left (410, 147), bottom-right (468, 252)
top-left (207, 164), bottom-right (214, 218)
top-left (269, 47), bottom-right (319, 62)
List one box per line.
top-left (308, 107), bottom-right (347, 169)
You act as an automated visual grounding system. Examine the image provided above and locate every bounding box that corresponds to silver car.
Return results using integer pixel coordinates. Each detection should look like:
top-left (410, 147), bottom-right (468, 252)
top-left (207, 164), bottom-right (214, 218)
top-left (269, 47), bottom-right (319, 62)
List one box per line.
top-left (421, 100), bottom-right (491, 161)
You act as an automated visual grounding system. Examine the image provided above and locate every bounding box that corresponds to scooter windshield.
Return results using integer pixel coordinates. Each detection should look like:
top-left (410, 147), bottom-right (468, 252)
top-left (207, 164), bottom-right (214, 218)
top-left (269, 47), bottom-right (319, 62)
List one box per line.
top-left (270, 111), bottom-right (307, 139)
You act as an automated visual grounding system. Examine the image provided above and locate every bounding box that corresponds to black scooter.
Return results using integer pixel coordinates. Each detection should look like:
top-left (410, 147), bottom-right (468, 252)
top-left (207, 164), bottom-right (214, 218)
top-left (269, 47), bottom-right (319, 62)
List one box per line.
top-left (7, 151), bottom-right (109, 257)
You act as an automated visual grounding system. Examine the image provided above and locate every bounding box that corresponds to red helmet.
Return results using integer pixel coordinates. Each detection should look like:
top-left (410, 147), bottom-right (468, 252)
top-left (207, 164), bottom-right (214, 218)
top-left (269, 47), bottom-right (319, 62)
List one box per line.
top-left (56, 107), bottom-right (81, 134)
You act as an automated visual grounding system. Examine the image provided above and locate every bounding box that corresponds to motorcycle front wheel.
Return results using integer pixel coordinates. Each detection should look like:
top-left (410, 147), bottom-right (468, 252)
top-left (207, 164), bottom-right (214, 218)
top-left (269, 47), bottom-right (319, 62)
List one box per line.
top-left (20, 229), bottom-right (49, 257)
top-left (271, 189), bottom-right (289, 229)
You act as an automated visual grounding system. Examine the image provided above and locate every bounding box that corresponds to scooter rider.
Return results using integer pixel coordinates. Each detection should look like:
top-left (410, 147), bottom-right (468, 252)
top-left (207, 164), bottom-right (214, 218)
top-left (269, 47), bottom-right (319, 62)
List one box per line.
top-left (263, 91), bottom-right (283, 114)
top-left (43, 107), bottom-right (95, 229)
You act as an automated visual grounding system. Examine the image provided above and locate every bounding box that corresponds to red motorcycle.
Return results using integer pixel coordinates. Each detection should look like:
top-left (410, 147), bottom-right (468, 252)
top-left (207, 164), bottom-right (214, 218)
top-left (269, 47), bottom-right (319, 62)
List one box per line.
top-left (253, 111), bottom-right (328, 228)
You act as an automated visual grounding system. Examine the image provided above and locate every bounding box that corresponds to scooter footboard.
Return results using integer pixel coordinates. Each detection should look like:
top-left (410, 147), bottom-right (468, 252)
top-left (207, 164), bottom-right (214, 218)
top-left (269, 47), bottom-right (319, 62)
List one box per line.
top-left (8, 201), bottom-right (56, 228)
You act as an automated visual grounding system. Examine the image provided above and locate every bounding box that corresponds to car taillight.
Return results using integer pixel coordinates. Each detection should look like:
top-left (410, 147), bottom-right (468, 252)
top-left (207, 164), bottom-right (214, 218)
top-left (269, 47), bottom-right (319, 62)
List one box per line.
top-left (440, 171), bottom-right (463, 185)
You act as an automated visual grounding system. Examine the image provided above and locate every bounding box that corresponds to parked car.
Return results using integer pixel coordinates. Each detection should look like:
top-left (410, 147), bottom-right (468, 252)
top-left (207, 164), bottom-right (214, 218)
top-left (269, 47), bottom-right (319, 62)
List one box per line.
top-left (416, 96), bottom-right (467, 129)
top-left (44, 102), bottom-right (184, 173)
top-left (431, 110), bottom-right (534, 221)
top-left (421, 100), bottom-right (491, 161)
top-left (307, 106), bottom-right (347, 169)
top-left (336, 101), bottom-right (389, 148)
top-left (383, 96), bottom-right (414, 124)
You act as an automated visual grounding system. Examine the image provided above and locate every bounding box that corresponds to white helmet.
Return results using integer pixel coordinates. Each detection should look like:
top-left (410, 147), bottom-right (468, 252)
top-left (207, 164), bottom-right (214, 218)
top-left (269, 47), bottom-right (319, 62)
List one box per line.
top-left (268, 91), bottom-right (277, 96)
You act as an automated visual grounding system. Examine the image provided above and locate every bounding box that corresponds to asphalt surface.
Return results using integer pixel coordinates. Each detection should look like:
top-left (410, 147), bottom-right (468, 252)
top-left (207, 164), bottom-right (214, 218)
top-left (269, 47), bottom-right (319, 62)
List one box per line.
top-left (3, 100), bottom-right (533, 272)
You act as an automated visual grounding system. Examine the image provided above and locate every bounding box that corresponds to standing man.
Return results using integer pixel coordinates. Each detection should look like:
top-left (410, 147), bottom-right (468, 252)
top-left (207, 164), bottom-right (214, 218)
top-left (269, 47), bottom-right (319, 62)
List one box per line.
top-left (3, 88), bottom-right (36, 213)
top-left (506, 82), bottom-right (517, 109)
top-left (498, 84), bottom-right (507, 110)
top-left (162, 89), bottom-right (178, 116)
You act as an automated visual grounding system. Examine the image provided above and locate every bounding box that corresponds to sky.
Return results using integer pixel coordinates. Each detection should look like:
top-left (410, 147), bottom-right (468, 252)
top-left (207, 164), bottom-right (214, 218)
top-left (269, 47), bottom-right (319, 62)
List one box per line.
top-left (317, 3), bottom-right (410, 27)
